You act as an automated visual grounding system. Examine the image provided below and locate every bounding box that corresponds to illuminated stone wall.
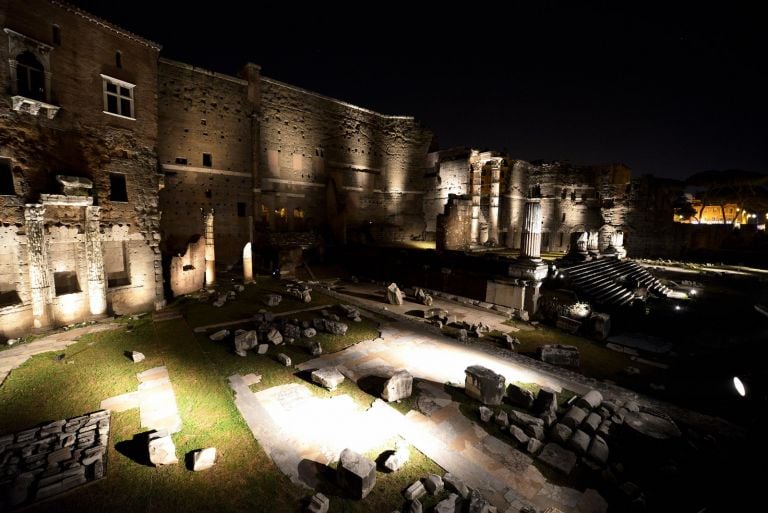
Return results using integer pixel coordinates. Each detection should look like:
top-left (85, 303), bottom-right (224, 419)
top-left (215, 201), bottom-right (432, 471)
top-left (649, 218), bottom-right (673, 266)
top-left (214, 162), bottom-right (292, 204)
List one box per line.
top-left (0, 0), bottom-right (164, 337)
top-left (258, 78), bottom-right (433, 243)
top-left (157, 59), bottom-right (256, 266)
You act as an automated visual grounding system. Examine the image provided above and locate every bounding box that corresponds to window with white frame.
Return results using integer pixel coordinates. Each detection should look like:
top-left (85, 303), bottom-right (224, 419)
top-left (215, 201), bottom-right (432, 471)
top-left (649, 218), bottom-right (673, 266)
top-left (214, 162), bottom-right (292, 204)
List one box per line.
top-left (101, 74), bottom-right (135, 119)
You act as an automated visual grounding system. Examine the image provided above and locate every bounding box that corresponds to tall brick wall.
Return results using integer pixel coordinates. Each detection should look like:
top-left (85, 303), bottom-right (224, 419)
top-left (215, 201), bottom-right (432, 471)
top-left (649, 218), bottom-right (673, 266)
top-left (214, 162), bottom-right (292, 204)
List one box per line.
top-left (258, 78), bottom-right (433, 243)
top-left (0, 0), bottom-right (163, 336)
top-left (157, 59), bottom-right (255, 266)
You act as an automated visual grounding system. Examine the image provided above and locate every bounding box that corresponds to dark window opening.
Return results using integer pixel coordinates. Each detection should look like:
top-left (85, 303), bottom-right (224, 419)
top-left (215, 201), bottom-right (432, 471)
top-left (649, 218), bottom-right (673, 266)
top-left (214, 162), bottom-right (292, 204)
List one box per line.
top-left (0, 158), bottom-right (15, 195)
top-left (110, 173), bottom-right (128, 202)
top-left (570, 191), bottom-right (576, 201)
top-left (182, 264), bottom-right (195, 271)
top-left (561, 189), bottom-right (567, 200)
top-left (0, 290), bottom-right (22, 308)
top-left (52, 25), bottom-right (61, 46)
top-left (201, 119), bottom-right (207, 126)
top-left (202, 153), bottom-right (212, 167)
top-left (16, 52), bottom-right (45, 101)
top-left (561, 213), bottom-right (566, 223)
top-left (104, 241), bottom-right (130, 288)
top-left (175, 157), bottom-right (188, 165)
top-left (205, 189), bottom-right (212, 199)
top-left (54, 271), bottom-right (80, 296)
top-left (237, 202), bottom-right (246, 217)
top-left (559, 232), bottom-right (564, 247)
top-left (115, 51), bottom-right (122, 68)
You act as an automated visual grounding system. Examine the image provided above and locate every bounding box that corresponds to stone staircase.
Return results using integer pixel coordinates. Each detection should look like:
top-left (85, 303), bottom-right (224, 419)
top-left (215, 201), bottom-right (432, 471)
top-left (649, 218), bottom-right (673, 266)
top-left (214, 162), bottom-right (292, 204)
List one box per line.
top-left (559, 258), bottom-right (672, 307)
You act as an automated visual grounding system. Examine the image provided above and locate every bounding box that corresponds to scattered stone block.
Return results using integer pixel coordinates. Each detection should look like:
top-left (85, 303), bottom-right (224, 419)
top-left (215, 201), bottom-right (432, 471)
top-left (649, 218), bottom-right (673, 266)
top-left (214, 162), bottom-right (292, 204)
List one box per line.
top-left (308, 340), bottom-right (323, 356)
top-left (307, 492), bottom-right (329, 513)
top-left (434, 493), bottom-right (461, 513)
top-left (384, 444), bottom-right (410, 472)
top-left (209, 329), bottom-right (229, 341)
top-left (533, 387), bottom-right (558, 415)
top-left (257, 344), bottom-right (269, 355)
top-left (597, 420), bottom-right (613, 439)
top-left (524, 423), bottom-right (545, 440)
top-left (130, 351), bottom-right (145, 363)
top-left (624, 400), bottom-right (640, 412)
top-left (424, 473), bottom-right (444, 494)
top-left (502, 333), bottom-right (520, 350)
top-left (550, 423), bottom-right (573, 444)
top-left (538, 344), bottom-right (580, 367)
top-left (337, 448), bottom-right (376, 499)
top-left (509, 425), bottom-right (530, 446)
top-left (508, 410), bottom-right (545, 429)
top-left (264, 294), bottom-right (282, 307)
top-left (526, 438), bottom-right (544, 455)
top-left (303, 327), bottom-right (317, 338)
top-left (311, 368), bottom-right (345, 390)
top-left (587, 435), bottom-right (610, 465)
top-left (494, 410), bottom-right (509, 428)
top-left (404, 479), bottom-right (426, 500)
top-left (582, 412), bottom-right (602, 435)
top-left (148, 430), bottom-right (178, 467)
top-left (506, 383), bottom-right (535, 408)
top-left (537, 443), bottom-right (578, 475)
top-left (192, 447), bottom-right (216, 471)
top-left (457, 329), bottom-right (468, 343)
top-left (386, 283), bottom-right (405, 305)
top-left (266, 328), bottom-right (284, 345)
top-left (283, 324), bottom-right (301, 340)
top-left (443, 472), bottom-right (469, 499)
top-left (567, 429), bottom-right (591, 455)
top-left (382, 370), bottom-right (413, 402)
top-left (234, 330), bottom-right (259, 356)
top-left (277, 353), bottom-right (291, 366)
top-left (562, 406), bottom-right (589, 430)
top-left (478, 406), bottom-right (493, 423)
top-left (464, 365), bottom-right (505, 406)
top-left (576, 390), bottom-right (603, 410)
top-left (468, 489), bottom-right (492, 513)
top-left (409, 499), bottom-right (423, 513)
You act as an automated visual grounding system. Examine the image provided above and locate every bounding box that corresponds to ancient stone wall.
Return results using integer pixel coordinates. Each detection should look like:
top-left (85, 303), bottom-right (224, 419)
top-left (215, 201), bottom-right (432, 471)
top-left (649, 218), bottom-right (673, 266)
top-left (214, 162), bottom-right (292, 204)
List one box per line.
top-left (169, 235), bottom-right (206, 297)
top-left (157, 59), bottom-right (255, 266)
top-left (436, 195), bottom-right (473, 251)
top-left (0, 0), bottom-right (164, 334)
top-left (258, 78), bottom-right (433, 243)
top-left (0, 410), bottom-right (110, 509)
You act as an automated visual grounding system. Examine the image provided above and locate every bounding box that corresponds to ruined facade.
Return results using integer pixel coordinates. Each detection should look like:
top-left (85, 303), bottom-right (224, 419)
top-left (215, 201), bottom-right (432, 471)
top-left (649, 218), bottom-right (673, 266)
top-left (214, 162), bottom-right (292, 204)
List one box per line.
top-left (430, 150), bottom-right (634, 254)
top-left (1, 0), bottom-right (164, 338)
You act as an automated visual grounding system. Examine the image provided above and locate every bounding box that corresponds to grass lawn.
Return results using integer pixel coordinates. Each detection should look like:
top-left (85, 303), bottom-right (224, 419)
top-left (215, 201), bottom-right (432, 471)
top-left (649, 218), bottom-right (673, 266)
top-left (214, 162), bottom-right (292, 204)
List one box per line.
top-left (0, 282), bottom-right (442, 513)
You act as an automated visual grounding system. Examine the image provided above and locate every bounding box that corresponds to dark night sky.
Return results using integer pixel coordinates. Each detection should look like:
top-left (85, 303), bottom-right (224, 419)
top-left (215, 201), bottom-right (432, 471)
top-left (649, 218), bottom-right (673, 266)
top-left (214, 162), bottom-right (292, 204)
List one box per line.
top-left (71, 1), bottom-right (767, 180)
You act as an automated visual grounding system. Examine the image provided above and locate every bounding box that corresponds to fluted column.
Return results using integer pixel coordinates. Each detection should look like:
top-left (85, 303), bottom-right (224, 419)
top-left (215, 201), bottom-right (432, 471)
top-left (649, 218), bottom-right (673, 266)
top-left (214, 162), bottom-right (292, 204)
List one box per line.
top-left (520, 197), bottom-right (543, 260)
top-left (469, 162), bottom-right (481, 244)
top-left (85, 206), bottom-right (107, 316)
top-left (24, 205), bottom-right (52, 329)
top-left (204, 209), bottom-right (216, 288)
top-left (489, 160), bottom-right (501, 243)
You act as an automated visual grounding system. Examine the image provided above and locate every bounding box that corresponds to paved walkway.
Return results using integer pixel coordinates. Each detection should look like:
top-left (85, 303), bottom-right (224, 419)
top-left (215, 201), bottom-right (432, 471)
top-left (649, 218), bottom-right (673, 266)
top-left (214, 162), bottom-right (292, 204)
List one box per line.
top-left (101, 366), bottom-right (183, 434)
top-left (0, 323), bottom-right (120, 385)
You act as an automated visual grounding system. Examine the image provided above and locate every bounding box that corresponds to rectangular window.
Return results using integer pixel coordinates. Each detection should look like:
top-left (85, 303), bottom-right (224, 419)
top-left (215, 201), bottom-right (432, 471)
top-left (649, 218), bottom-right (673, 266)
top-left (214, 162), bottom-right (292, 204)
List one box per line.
top-left (115, 51), bottom-right (122, 68)
top-left (109, 173), bottom-right (128, 202)
top-left (54, 271), bottom-right (80, 296)
top-left (175, 157), bottom-right (188, 165)
top-left (0, 158), bottom-right (15, 195)
top-left (52, 25), bottom-right (61, 46)
top-left (103, 241), bottom-right (131, 288)
top-left (202, 153), bottom-right (212, 167)
top-left (101, 74), bottom-right (135, 119)
top-left (237, 202), bottom-right (246, 217)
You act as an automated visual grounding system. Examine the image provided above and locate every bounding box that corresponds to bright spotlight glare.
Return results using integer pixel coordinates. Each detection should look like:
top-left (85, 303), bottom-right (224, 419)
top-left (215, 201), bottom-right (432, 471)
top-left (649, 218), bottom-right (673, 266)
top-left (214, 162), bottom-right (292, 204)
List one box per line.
top-left (674, 305), bottom-right (681, 311)
top-left (733, 376), bottom-right (746, 397)
top-left (689, 289), bottom-right (697, 295)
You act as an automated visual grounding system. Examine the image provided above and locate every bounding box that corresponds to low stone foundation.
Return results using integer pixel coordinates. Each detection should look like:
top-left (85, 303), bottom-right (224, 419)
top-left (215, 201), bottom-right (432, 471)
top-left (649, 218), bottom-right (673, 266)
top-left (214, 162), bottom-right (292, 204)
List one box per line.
top-left (0, 410), bottom-right (110, 509)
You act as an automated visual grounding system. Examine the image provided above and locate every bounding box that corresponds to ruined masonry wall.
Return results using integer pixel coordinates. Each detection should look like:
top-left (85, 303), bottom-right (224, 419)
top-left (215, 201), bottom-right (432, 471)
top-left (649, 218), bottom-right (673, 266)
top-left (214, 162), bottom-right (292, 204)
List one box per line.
top-left (259, 78), bottom-right (433, 241)
top-left (0, 410), bottom-right (110, 509)
top-left (158, 59), bottom-right (254, 266)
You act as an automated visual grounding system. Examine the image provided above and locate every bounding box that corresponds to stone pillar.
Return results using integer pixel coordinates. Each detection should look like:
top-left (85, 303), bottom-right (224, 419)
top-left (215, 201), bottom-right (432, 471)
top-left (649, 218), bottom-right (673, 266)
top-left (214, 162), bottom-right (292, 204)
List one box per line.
top-left (587, 230), bottom-right (600, 257)
top-left (84, 206), bottom-right (107, 317)
top-left (204, 210), bottom-right (216, 288)
top-left (520, 194), bottom-right (543, 260)
top-left (489, 160), bottom-right (501, 244)
top-left (24, 205), bottom-right (52, 329)
top-left (524, 281), bottom-right (543, 314)
top-left (470, 162), bottom-right (481, 244)
top-left (243, 242), bottom-right (253, 283)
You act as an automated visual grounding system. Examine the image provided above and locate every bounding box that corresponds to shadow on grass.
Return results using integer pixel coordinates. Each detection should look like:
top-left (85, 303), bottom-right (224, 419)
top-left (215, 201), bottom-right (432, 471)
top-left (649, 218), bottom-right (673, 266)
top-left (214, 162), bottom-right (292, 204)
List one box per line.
top-left (405, 309), bottom-right (424, 318)
top-left (115, 431), bottom-right (154, 467)
top-left (357, 375), bottom-right (388, 397)
top-left (375, 449), bottom-right (395, 472)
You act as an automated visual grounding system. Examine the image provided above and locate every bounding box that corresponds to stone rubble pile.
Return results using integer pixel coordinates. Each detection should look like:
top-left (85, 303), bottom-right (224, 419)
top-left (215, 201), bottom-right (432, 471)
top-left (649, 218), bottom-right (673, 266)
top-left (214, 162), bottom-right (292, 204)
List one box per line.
top-left (0, 410), bottom-right (111, 508)
top-left (286, 282), bottom-right (312, 303)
